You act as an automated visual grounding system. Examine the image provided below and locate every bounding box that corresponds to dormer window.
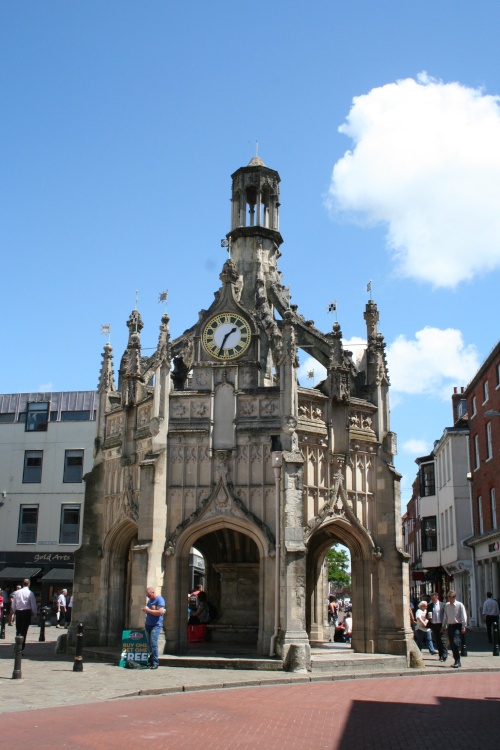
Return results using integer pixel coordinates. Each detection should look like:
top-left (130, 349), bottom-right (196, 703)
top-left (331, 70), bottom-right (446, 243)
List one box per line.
top-left (25, 402), bottom-right (49, 432)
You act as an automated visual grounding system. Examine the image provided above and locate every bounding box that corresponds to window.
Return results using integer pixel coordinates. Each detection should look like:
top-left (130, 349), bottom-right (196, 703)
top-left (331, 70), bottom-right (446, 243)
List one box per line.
top-left (471, 396), bottom-right (477, 417)
top-left (497, 363), bottom-right (500, 388)
top-left (60, 410), bottom-right (90, 421)
top-left (441, 511), bottom-right (445, 547)
top-left (491, 489), bottom-right (497, 530)
top-left (25, 402), bottom-right (50, 431)
top-left (23, 450), bottom-right (43, 483)
top-left (63, 450), bottom-right (84, 483)
top-left (59, 505), bottom-right (81, 544)
top-left (18, 505), bottom-right (38, 543)
top-left (486, 422), bottom-right (493, 461)
top-left (445, 509), bottom-right (449, 547)
top-left (457, 399), bottom-right (467, 419)
top-left (474, 435), bottom-right (480, 470)
top-left (478, 496), bottom-right (484, 534)
top-left (0, 413), bottom-right (15, 423)
top-left (422, 516), bottom-right (437, 552)
top-left (420, 463), bottom-right (435, 496)
top-left (483, 380), bottom-right (489, 404)
top-left (449, 506), bottom-right (454, 546)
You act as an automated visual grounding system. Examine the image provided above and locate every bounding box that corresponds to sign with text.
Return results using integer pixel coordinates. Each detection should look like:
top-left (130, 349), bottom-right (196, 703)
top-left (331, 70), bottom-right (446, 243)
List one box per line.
top-left (119, 629), bottom-right (148, 667)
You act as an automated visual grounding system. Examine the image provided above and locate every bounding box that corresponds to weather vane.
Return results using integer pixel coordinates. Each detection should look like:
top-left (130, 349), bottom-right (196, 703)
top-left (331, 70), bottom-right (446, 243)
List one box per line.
top-left (100, 324), bottom-right (111, 343)
top-left (367, 279), bottom-right (372, 300)
top-left (327, 300), bottom-right (338, 322)
top-left (221, 238), bottom-right (231, 258)
top-left (158, 289), bottom-right (168, 309)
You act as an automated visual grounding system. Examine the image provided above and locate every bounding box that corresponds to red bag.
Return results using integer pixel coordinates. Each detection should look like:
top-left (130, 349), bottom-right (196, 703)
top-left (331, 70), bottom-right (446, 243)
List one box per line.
top-left (188, 624), bottom-right (207, 642)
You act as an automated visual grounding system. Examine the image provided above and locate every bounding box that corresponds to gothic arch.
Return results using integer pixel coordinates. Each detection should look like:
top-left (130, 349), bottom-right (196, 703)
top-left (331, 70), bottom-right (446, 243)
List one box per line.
top-left (306, 517), bottom-right (380, 653)
top-left (100, 518), bottom-right (138, 645)
top-left (165, 516), bottom-right (274, 655)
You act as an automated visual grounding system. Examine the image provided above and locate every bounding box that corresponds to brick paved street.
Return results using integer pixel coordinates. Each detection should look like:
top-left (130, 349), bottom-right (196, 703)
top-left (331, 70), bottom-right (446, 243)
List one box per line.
top-left (1, 624), bottom-right (500, 748)
top-left (2, 673), bottom-right (500, 749)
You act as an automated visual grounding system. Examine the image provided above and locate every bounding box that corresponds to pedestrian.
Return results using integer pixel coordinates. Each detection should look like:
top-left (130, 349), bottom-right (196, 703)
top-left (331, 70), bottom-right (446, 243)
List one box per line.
top-left (9, 586), bottom-right (21, 625)
top-left (11, 579), bottom-right (37, 650)
top-left (344, 611), bottom-right (353, 643)
top-left (481, 592), bottom-right (500, 643)
top-left (427, 592), bottom-right (448, 662)
top-left (414, 601), bottom-right (438, 655)
top-left (141, 586), bottom-right (165, 670)
top-left (56, 589), bottom-right (67, 628)
top-left (442, 590), bottom-right (467, 668)
top-left (66, 593), bottom-right (73, 626)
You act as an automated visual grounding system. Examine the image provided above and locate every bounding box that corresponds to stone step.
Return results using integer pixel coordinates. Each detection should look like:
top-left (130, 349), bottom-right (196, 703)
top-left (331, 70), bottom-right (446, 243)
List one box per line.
top-left (159, 655), bottom-right (284, 671)
top-left (311, 653), bottom-right (408, 673)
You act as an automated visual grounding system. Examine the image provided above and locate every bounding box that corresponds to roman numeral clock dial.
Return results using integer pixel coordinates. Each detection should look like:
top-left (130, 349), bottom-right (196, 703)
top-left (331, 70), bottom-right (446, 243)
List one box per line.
top-left (202, 313), bottom-right (251, 361)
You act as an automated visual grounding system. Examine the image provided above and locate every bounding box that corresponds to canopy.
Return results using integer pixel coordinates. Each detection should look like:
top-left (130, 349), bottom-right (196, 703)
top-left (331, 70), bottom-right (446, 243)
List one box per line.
top-left (0, 567), bottom-right (41, 581)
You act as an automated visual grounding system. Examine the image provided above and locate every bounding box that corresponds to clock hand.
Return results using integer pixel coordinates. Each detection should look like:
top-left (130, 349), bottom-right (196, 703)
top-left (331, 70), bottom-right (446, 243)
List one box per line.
top-left (219, 327), bottom-right (237, 355)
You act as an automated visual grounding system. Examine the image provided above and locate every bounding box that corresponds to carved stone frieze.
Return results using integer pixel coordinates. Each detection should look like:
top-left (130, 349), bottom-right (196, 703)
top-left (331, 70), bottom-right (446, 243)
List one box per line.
top-left (165, 475), bottom-right (276, 558)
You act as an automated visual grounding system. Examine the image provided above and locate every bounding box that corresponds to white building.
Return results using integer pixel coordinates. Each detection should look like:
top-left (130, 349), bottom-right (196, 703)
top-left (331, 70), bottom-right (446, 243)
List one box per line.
top-left (405, 391), bottom-right (476, 623)
top-left (0, 391), bottom-right (97, 606)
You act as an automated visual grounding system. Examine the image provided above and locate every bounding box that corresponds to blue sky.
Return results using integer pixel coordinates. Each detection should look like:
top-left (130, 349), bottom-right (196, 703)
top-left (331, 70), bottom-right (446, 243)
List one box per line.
top-left (1, 1), bottom-right (499, 508)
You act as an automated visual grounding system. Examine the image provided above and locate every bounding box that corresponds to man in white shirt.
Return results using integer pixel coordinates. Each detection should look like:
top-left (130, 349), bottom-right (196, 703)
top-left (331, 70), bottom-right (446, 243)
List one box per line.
top-left (482, 592), bottom-right (500, 643)
top-left (11, 579), bottom-right (37, 650)
top-left (428, 592), bottom-right (448, 662)
top-left (56, 589), bottom-right (67, 628)
top-left (442, 590), bottom-right (467, 668)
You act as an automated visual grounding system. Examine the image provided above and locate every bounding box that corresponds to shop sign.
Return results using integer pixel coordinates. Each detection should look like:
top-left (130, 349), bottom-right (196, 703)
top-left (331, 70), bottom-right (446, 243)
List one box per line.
top-left (119, 630), bottom-right (149, 667)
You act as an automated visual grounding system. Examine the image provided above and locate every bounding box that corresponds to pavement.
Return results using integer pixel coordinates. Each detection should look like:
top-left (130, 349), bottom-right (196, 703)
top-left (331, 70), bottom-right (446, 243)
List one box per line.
top-left (1, 622), bottom-right (499, 717)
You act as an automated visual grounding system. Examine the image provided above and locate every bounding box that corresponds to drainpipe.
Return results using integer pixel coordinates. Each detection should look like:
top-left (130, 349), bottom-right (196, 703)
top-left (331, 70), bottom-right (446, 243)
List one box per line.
top-left (269, 451), bottom-right (282, 657)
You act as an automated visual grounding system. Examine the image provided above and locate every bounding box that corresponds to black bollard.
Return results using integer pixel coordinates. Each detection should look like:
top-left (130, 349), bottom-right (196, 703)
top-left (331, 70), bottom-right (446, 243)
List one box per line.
top-left (39, 606), bottom-right (49, 642)
top-left (0, 609), bottom-right (6, 639)
top-left (492, 621), bottom-right (500, 657)
top-left (73, 622), bottom-right (84, 672)
top-left (12, 634), bottom-right (23, 679)
top-left (460, 631), bottom-right (468, 657)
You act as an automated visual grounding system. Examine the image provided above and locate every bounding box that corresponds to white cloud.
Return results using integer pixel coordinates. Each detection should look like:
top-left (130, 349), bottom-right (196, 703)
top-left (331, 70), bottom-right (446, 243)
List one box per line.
top-left (38, 382), bottom-right (53, 393)
top-left (387, 327), bottom-right (479, 399)
top-left (401, 438), bottom-right (430, 456)
top-left (327, 74), bottom-right (500, 287)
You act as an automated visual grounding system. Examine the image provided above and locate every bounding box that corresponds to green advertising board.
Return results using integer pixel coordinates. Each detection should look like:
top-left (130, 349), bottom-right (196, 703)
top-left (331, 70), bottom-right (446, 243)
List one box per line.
top-left (119, 629), bottom-right (149, 667)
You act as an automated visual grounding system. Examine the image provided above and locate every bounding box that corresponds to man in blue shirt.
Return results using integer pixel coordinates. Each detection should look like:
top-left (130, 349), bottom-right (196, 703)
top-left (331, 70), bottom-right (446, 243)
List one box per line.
top-left (142, 586), bottom-right (165, 669)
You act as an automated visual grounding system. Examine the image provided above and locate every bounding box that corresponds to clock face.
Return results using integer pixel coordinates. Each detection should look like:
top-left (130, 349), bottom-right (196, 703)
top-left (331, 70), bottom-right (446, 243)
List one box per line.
top-left (202, 312), bottom-right (251, 360)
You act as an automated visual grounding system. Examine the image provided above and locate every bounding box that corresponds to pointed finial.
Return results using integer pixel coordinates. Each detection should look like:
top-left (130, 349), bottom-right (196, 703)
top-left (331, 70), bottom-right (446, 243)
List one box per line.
top-left (367, 280), bottom-right (372, 300)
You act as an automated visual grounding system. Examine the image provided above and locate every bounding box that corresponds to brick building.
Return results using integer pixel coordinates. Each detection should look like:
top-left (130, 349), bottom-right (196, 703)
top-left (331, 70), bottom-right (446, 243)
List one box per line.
top-left (463, 340), bottom-right (500, 623)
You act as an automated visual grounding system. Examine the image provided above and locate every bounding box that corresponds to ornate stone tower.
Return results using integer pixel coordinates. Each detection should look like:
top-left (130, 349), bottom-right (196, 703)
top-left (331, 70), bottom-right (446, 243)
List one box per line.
top-left (72, 156), bottom-right (412, 667)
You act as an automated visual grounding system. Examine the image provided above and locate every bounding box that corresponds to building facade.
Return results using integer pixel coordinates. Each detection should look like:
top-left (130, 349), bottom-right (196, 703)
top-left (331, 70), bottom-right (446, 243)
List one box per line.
top-left (403, 391), bottom-right (475, 621)
top-left (463, 340), bottom-right (500, 623)
top-left (0, 391), bottom-right (97, 605)
top-left (72, 157), bottom-right (412, 666)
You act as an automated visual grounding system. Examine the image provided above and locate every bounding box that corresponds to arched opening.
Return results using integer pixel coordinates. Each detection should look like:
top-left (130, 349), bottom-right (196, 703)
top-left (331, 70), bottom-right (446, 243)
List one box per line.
top-left (306, 518), bottom-right (378, 654)
top-left (101, 519), bottom-right (138, 646)
top-left (190, 527), bottom-right (260, 652)
top-left (167, 517), bottom-right (275, 656)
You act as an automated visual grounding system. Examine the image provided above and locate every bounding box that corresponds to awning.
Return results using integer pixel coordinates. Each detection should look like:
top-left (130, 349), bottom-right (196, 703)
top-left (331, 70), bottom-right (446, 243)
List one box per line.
top-left (39, 568), bottom-right (74, 582)
top-left (0, 567), bottom-right (42, 580)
